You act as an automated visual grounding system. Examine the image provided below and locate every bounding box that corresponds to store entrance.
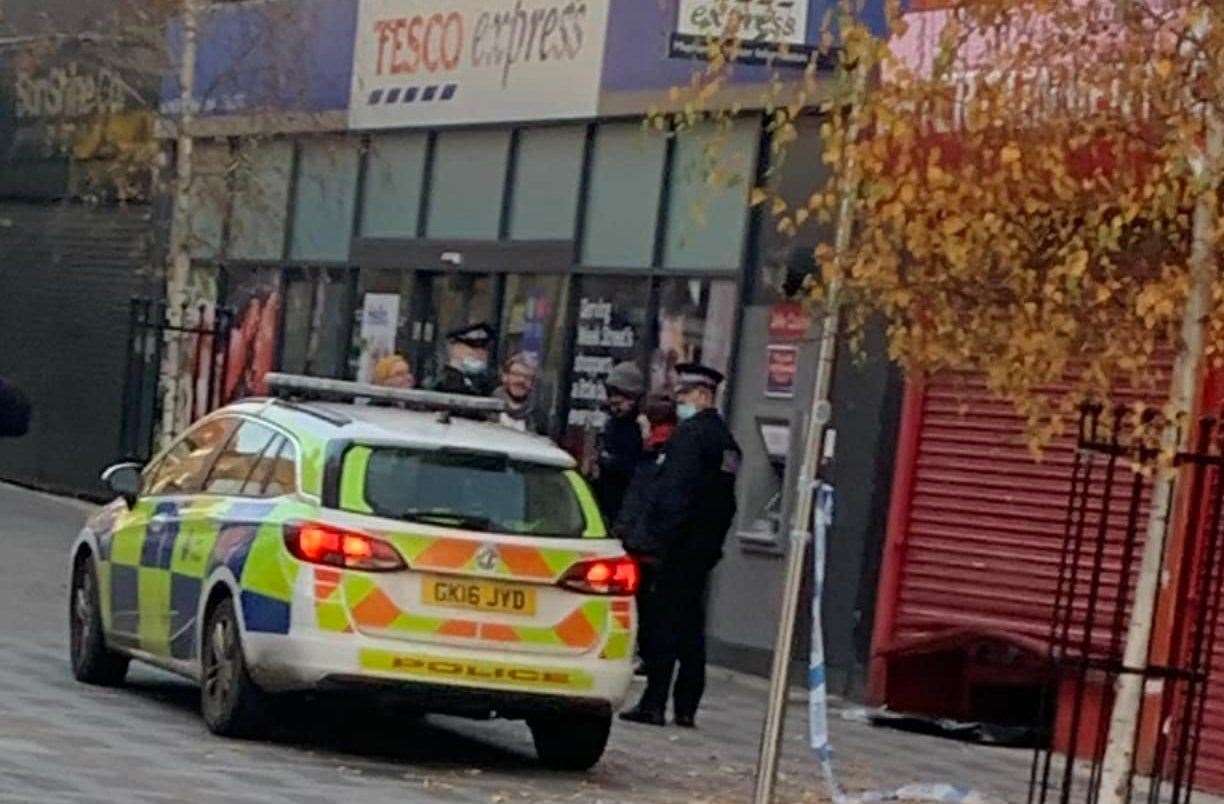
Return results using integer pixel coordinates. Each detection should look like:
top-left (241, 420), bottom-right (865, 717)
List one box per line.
top-left (405, 271), bottom-right (498, 386)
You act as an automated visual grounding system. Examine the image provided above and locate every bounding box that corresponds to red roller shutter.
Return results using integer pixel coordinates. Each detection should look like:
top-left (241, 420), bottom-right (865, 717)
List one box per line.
top-left (1177, 368), bottom-right (1224, 790)
top-left (869, 369), bottom-right (1168, 713)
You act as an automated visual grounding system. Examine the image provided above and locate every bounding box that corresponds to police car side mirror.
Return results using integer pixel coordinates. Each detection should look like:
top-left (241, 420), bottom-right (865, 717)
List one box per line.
top-left (102, 462), bottom-right (143, 507)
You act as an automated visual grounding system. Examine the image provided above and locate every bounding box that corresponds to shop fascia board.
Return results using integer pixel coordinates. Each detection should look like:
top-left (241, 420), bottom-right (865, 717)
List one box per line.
top-left (153, 110), bottom-right (349, 140)
top-left (597, 74), bottom-right (838, 119)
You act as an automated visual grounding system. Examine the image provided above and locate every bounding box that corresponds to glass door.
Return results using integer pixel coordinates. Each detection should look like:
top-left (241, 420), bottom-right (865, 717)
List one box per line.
top-left (405, 272), bottom-right (500, 388)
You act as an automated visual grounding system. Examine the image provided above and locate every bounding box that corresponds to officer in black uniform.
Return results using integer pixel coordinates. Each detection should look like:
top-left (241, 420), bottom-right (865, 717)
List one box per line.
top-left (427, 322), bottom-right (495, 397)
top-left (620, 363), bottom-right (740, 728)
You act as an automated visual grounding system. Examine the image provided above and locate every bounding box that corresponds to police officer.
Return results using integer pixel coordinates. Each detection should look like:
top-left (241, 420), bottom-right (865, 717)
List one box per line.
top-left (620, 363), bottom-right (740, 728)
top-left (427, 323), bottom-right (495, 397)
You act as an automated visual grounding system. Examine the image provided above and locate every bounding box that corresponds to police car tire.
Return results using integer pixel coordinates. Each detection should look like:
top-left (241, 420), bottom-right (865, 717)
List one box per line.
top-left (528, 711), bottom-right (612, 771)
top-left (200, 598), bottom-right (267, 739)
top-left (69, 557), bottom-right (129, 686)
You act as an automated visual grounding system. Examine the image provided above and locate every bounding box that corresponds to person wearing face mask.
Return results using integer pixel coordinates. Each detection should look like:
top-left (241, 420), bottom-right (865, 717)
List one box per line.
top-left (620, 363), bottom-right (740, 729)
top-left (428, 322), bottom-right (495, 397)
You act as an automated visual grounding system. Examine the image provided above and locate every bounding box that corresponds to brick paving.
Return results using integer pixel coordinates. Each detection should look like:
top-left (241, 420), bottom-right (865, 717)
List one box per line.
top-left (0, 483), bottom-right (1110, 803)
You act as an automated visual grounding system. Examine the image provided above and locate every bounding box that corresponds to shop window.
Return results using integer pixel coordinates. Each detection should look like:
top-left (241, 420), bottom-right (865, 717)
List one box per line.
top-left (426, 130), bottom-right (511, 240)
top-left (289, 137), bottom-right (360, 262)
top-left (757, 114), bottom-right (832, 302)
top-left (510, 126), bottom-right (585, 240)
top-left (350, 269), bottom-right (413, 382)
top-left (229, 139), bottom-right (293, 261)
top-left (221, 267), bottom-right (284, 403)
top-left (189, 140), bottom-right (228, 260)
top-left (664, 117), bottom-right (760, 270)
top-left (581, 123), bottom-right (667, 268)
top-left (499, 274), bottom-right (571, 434)
top-left (561, 276), bottom-right (652, 470)
top-left (280, 267), bottom-right (355, 379)
top-left (361, 132), bottom-right (429, 238)
top-left (651, 278), bottom-right (739, 399)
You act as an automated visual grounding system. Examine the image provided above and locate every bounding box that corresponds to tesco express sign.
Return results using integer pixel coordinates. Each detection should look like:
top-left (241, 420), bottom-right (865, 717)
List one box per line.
top-left (350, 0), bottom-right (609, 128)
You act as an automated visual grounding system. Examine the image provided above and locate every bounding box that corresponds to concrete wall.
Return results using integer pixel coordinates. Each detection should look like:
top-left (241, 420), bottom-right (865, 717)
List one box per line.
top-left (708, 305), bottom-right (902, 697)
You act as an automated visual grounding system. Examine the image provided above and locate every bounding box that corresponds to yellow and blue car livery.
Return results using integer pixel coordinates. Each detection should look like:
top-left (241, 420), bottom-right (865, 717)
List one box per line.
top-left (70, 396), bottom-right (637, 768)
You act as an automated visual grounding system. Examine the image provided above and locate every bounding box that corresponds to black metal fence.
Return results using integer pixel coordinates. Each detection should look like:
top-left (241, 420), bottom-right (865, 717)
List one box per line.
top-left (1029, 406), bottom-right (1224, 803)
top-left (119, 298), bottom-right (233, 462)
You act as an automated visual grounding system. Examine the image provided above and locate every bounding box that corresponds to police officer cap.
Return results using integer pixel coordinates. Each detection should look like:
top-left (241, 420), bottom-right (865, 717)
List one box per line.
top-left (447, 322), bottom-right (495, 347)
top-left (675, 363), bottom-right (725, 391)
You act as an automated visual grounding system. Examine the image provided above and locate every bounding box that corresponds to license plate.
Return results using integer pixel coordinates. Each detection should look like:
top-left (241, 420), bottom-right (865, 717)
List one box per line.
top-left (421, 577), bottom-right (537, 616)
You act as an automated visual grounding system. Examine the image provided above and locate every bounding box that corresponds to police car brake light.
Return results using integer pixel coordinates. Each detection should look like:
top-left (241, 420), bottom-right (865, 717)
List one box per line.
top-left (284, 522), bottom-right (405, 572)
top-left (559, 556), bottom-right (639, 596)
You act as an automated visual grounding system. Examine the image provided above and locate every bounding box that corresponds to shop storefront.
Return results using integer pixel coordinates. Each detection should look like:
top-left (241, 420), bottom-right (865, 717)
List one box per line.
top-left (168, 0), bottom-right (901, 693)
top-left (191, 116), bottom-right (754, 472)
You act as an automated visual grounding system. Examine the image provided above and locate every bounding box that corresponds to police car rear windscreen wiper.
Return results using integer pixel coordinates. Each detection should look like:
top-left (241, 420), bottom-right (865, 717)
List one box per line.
top-left (397, 508), bottom-right (498, 532)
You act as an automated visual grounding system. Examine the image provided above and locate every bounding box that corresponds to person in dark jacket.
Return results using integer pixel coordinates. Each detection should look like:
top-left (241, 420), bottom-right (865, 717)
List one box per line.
top-left (0, 377), bottom-right (31, 438)
top-left (615, 393), bottom-right (677, 676)
top-left (592, 361), bottom-right (645, 523)
top-left (427, 322), bottom-right (495, 397)
top-left (615, 392), bottom-right (678, 552)
top-left (620, 364), bottom-right (740, 728)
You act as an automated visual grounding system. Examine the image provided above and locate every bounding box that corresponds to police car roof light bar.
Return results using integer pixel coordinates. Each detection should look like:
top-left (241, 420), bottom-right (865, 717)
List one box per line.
top-left (264, 373), bottom-right (506, 416)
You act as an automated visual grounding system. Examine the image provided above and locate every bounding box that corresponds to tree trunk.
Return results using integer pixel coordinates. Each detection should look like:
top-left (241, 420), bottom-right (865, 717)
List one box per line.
top-left (1098, 103), bottom-right (1221, 802)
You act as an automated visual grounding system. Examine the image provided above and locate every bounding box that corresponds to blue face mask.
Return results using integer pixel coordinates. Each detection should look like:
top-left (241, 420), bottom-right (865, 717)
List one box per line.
top-left (677, 402), bottom-right (698, 421)
top-left (460, 356), bottom-right (487, 376)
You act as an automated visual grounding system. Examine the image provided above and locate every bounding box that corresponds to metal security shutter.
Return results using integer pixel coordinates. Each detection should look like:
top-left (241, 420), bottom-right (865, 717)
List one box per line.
top-left (892, 373), bottom-right (1085, 645)
top-left (0, 201), bottom-right (158, 496)
top-left (874, 369), bottom-right (1168, 681)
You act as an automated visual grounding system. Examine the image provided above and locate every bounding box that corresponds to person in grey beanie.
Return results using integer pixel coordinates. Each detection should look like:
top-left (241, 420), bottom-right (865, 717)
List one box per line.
top-left (592, 361), bottom-right (644, 523)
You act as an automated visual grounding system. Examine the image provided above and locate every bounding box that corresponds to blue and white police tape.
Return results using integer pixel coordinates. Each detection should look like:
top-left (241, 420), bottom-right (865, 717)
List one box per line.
top-left (808, 483), bottom-right (1003, 804)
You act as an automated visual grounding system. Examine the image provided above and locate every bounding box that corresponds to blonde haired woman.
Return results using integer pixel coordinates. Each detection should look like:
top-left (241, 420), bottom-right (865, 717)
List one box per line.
top-left (372, 354), bottom-right (414, 389)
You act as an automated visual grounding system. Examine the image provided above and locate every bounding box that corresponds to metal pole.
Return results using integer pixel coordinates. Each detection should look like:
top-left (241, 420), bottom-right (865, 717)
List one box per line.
top-left (1097, 39), bottom-right (1221, 801)
top-left (158, 0), bottom-right (199, 450)
top-left (753, 60), bottom-right (869, 804)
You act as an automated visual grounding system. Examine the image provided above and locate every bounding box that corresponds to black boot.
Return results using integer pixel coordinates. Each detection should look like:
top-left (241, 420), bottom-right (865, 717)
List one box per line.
top-left (619, 705), bottom-right (666, 726)
top-left (673, 713), bottom-right (696, 728)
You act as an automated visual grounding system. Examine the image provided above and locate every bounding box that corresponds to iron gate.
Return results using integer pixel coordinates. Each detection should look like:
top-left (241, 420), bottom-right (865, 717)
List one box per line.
top-left (119, 298), bottom-right (233, 462)
top-left (1029, 406), bottom-right (1224, 803)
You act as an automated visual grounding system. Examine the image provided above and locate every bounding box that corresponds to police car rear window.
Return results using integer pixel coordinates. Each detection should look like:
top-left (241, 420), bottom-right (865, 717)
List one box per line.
top-left (357, 447), bottom-right (588, 539)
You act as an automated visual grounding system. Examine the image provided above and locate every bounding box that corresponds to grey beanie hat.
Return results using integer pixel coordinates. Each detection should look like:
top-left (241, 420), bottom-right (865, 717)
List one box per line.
top-left (605, 361), bottom-right (645, 396)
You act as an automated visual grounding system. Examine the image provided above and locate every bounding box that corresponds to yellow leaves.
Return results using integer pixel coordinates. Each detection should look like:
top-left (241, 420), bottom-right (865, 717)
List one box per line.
top-left (1000, 143), bottom-right (1021, 165)
top-left (1155, 59), bottom-right (1174, 80)
top-left (941, 216), bottom-right (966, 237)
top-left (749, 187), bottom-right (770, 208)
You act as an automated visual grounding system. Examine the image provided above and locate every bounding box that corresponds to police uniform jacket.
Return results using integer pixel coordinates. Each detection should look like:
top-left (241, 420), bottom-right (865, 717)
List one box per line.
top-left (645, 408), bottom-right (740, 571)
top-left (428, 365), bottom-right (493, 397)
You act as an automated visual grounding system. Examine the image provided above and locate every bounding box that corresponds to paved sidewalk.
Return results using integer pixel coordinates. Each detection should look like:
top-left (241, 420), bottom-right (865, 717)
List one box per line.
top-left (0, 631), bottom-right (1037, 803)
top-left (0, 482), bottom-right (1042, 803)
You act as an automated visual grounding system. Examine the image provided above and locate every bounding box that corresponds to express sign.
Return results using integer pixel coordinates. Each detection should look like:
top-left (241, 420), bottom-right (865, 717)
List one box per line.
top-left (350, 0), bottom-right (609, 129)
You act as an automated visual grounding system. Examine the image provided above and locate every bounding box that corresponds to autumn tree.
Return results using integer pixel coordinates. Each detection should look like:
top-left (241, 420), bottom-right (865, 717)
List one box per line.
top-left (663, 0), bottom-right (1224, 794)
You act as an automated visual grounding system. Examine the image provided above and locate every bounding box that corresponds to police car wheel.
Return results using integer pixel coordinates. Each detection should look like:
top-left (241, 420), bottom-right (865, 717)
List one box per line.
top-left (528, 711), bottom-right (612, 771)
top-left (200, 598), bottom-right (267, 738)
top-left (69, 556), bottom-right (129, 686)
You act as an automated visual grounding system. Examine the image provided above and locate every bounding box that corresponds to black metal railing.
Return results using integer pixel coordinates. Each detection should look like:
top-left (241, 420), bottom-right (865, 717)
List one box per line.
top-left (1029, 405), bottom-right (1224, 803)
top-left (119, 298), bottom-right (233, 462)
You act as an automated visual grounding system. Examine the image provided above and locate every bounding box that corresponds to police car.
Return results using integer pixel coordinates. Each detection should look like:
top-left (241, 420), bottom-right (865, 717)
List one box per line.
top-left (68, 375), bottom-right (638, 770)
